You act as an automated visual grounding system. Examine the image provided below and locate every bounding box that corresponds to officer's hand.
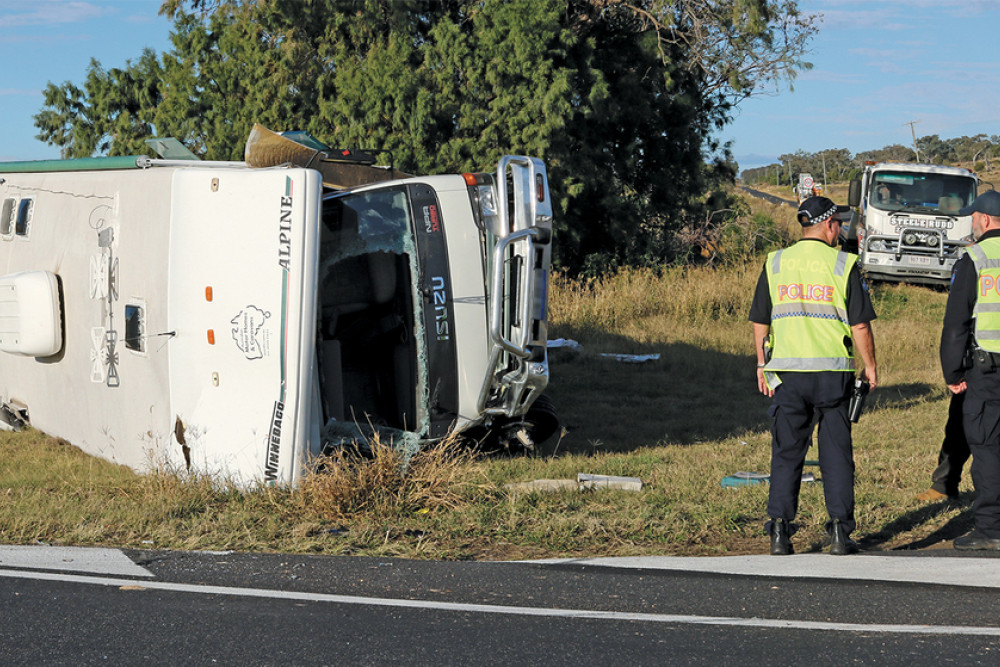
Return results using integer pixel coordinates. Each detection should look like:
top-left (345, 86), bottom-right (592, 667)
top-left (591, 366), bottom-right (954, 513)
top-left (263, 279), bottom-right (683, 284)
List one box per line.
top-left (863, 366), bottom-right (877, 390)
top-left (948, 381), bottom-right (967, 395)
top-left (756, 368), bottom-right (774, 397)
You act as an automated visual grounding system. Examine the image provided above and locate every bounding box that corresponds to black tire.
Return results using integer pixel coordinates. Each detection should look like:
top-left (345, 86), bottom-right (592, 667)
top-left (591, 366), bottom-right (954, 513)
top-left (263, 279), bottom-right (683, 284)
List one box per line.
top-left (468, 394), bottom-right (561, 456)
top-left (524, 393), bottom-right (560, 445)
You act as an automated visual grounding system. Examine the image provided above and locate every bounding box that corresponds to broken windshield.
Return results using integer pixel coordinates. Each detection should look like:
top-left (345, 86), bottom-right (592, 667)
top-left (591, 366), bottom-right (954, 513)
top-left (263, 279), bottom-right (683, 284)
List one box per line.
top-left (316, 187), bottom-right (428, 452)
top-left (321, 187), bottom-right (412, 260)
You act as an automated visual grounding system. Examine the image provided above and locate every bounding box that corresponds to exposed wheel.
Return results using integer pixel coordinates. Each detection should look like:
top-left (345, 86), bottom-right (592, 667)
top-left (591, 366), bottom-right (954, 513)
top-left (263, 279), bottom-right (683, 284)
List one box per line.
top-left (523, 393), bottom-right (560, 446)
top-left (474, 394), bottom-right (561, 457)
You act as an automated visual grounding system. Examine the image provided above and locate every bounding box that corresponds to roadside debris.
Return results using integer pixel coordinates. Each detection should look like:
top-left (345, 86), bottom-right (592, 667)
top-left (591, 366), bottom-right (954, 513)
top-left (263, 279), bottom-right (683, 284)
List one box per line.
top-left (547, 339), bottom-right (660, 364)
top-left (721, 471), bottom-right (816, 487)
top-left (547, 338), bottom-right (582, 350)
top-left (578, 473), bottom-right (643, 490)
top-left (504, 479), bottom-right (578, 493)
top-left (598, 353), bottom-right (660, 364)
top-left (505, 473), bottom-right (643, 494)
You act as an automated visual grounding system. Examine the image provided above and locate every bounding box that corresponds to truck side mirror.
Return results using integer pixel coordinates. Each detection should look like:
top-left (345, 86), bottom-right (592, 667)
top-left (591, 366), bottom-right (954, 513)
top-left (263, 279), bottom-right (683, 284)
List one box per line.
top-left (848, 179), bottom-right (861, 207)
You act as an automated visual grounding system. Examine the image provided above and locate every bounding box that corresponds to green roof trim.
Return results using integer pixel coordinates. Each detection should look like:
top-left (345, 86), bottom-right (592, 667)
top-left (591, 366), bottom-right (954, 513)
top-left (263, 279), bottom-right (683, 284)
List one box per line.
top-left (0, 156), bottom-right (147, 173)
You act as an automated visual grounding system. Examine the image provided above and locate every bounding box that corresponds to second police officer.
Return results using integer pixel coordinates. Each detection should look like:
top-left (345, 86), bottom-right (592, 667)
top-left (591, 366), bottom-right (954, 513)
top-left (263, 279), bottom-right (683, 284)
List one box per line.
top-left (940, 190), bottom-right (1000, 550)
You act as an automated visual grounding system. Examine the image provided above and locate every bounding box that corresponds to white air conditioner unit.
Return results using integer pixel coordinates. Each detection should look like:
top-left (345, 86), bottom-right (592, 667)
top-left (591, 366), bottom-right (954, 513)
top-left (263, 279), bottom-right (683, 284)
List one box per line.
top-left (0, 270), bottom-right (62, 357)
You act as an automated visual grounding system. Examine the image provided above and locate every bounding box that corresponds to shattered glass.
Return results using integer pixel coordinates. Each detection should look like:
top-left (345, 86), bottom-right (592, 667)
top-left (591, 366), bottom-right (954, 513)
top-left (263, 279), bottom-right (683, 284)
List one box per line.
top-left (318, 187), bottom-right (429, 459)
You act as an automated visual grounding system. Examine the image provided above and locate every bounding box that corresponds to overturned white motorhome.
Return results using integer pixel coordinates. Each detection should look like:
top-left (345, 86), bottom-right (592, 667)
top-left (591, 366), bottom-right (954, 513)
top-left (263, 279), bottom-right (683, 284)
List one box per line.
top-left (0, 128), bottom-right (556, 485)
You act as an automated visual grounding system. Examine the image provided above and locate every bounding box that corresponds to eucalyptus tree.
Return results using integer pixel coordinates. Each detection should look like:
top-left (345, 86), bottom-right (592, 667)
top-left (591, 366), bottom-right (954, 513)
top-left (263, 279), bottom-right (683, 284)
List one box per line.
top-left (34, 0), bottom-right (816, 272)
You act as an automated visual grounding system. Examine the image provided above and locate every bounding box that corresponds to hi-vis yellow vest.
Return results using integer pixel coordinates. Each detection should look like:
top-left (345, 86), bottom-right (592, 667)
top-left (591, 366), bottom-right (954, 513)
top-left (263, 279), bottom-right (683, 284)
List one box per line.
top-left (965, 237), bottom-right (1000, 353)
top-left (764, 240), bottom-right (855, 379)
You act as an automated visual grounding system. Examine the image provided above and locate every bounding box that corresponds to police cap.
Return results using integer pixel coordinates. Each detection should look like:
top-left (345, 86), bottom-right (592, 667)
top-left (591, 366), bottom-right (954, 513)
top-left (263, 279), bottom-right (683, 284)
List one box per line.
top-left (797, 196), bottom-right (840, 226)
top-left (958, 190), bottom-right (1000, 217)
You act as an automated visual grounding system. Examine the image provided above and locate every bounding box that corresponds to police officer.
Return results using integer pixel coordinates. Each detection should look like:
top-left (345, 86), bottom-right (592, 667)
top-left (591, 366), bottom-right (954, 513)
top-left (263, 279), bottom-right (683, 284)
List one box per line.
top-left (748, 196), bottom-right (877, 555)
top-left (940, 190), bottom-right (1000, 550)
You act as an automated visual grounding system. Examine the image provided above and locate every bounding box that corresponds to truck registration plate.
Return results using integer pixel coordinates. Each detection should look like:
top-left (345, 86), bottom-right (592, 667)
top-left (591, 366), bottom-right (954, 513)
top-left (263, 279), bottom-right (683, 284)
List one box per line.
top-left (908, 255), bottom-right (931, 265)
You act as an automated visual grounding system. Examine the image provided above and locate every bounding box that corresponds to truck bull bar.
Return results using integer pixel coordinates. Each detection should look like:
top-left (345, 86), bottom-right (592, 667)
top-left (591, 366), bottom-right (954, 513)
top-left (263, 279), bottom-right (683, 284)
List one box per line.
top-left (477, 156), bottom-right (552, 417)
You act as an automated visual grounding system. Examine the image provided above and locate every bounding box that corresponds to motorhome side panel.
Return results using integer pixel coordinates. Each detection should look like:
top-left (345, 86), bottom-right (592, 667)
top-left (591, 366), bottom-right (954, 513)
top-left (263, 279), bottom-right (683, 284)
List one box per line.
top-left (0, 168), bottom-right (175, 470)
top-left (166, 168), bottom-right (322, 485)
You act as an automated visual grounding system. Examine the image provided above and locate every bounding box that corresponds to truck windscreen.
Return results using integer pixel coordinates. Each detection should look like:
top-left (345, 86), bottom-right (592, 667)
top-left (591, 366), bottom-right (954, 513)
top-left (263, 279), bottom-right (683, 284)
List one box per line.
top-left (316, 187), bottom-right (423, 442)
top-left (870, 172), bottom-right (976, 215)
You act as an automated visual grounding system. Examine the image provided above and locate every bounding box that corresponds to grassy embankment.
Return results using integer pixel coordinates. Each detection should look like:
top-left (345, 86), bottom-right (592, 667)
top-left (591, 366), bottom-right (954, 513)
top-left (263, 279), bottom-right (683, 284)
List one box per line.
top-left (0, 190), bottom-right (974, 559)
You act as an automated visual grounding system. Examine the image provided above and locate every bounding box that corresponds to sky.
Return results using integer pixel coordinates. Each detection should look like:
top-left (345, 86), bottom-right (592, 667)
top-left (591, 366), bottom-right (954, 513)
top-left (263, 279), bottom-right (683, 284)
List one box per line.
top-left (0, 0), bottom-right (171, 162)
top-left (724, 0), bottom-right (1000, 172)
top-left (0, 1), bottom-right (998, 169)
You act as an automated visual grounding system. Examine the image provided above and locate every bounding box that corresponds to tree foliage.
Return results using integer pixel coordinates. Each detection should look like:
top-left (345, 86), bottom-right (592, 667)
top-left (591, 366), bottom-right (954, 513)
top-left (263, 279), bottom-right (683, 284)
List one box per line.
top-left (35, 50), bottom-right (165, 157)
top-left (34, 0), bottom-right (816, 273)
top-left (613, 0), bottom-right (815, 105)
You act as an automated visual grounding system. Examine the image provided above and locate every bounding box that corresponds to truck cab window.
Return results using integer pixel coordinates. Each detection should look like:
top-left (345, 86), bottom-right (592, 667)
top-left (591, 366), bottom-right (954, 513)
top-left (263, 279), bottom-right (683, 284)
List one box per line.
top-left (870, 172), bottom-right (975, 215)
top-left (317, 188), bottom-right (420, 440)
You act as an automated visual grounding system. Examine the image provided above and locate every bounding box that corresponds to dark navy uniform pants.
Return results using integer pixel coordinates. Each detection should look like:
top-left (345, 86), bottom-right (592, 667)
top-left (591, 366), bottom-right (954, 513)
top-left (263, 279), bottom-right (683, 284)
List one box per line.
top-left (963, 391), bottom-right (1000, 538)
top-left (766, 371), bottom-right (855, 535)
top-left (930, 392), bottom-right (970, 496)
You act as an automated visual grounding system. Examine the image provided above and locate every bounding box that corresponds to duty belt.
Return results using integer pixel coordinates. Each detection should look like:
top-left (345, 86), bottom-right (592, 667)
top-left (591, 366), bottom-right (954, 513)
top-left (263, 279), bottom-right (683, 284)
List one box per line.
top-left (972, 347), bottom-right (1000, 372)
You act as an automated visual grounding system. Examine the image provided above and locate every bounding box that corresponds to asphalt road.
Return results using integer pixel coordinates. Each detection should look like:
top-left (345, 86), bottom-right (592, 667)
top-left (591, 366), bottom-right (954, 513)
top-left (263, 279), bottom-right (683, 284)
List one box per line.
top-left (2, 545), bottom-right (999, 665)
top-left (741, 185), bottom-right (798, 208)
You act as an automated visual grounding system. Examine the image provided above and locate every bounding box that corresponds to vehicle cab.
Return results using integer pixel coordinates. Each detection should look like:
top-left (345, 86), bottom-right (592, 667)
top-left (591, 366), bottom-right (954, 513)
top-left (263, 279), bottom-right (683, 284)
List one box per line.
top-left (847, 162), bottom-right (978, 285)
top-left (315, 157), bottom-right (554, 453)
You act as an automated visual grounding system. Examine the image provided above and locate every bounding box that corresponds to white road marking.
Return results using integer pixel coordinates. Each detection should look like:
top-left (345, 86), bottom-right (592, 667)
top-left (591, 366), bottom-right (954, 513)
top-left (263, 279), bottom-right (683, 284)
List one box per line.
top-left (0, 567), bottom-right (998, 637)
top-left (532, 554), bottom-right (1000, 589)
top-left (0, 546), bottom-right (153, 577)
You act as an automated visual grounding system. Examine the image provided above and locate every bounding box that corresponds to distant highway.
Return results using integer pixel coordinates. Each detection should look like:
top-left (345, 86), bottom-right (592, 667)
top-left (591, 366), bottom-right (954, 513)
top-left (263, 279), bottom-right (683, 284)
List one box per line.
top-left (740, 185), bottom-right (797, 207)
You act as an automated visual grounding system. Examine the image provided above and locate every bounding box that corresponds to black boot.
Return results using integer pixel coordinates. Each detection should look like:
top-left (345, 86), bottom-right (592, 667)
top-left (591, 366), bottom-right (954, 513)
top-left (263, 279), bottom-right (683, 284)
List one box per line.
top-left (829, 518), bottom-right (858, 555)
top-left (770, 519), bottom-right (793, 555)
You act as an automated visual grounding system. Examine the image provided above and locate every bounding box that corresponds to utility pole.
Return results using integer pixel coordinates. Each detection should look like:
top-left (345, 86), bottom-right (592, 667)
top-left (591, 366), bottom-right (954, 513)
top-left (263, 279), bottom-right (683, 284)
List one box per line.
top-left (904, 120), bottom-right (921, 162)
top-left (821, 152), bottom-right (827, 189)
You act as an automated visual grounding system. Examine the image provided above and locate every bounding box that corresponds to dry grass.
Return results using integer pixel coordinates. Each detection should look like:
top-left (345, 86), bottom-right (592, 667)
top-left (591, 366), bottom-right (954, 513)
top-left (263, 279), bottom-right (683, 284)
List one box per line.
top-left (296, 436), bottom-right (487, 523)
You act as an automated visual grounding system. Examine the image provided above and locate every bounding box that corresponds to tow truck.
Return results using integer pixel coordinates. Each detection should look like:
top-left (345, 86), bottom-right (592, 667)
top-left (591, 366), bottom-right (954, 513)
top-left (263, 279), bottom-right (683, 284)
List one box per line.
top-left (843, 161), bottom-right (978, 285)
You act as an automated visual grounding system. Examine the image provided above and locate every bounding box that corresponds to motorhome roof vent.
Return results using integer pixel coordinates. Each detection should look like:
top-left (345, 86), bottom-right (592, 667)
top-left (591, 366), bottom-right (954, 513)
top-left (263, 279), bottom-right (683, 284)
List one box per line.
top-left (0, 270), bottom-right (62, 357)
